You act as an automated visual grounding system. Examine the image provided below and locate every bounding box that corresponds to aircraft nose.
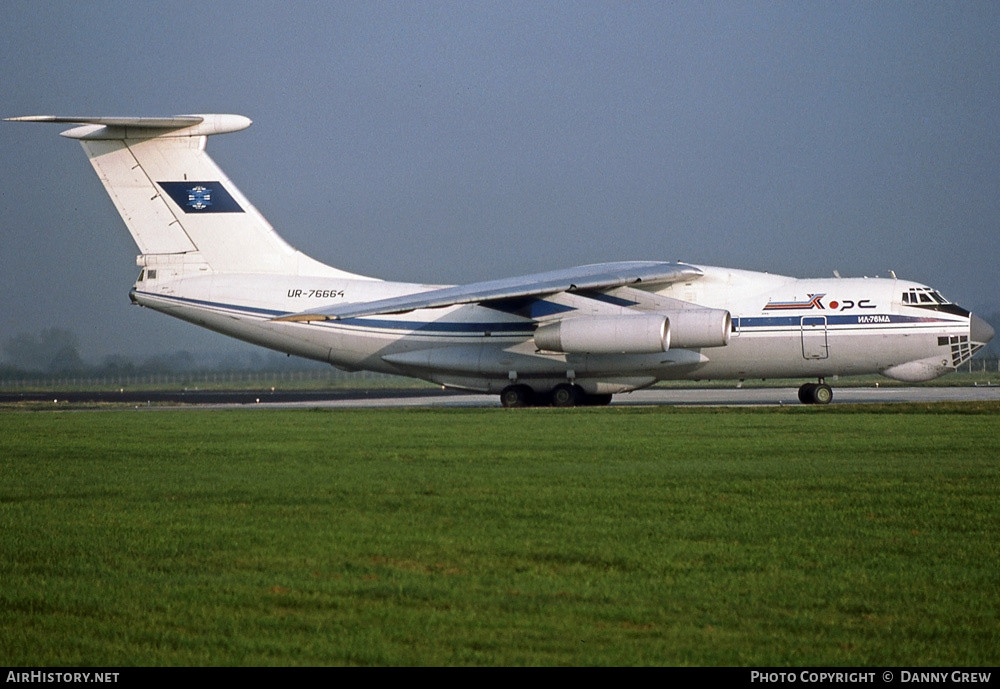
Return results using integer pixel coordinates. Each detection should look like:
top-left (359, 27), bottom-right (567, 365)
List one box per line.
top-left (970, 314), bottom-right (994, 345)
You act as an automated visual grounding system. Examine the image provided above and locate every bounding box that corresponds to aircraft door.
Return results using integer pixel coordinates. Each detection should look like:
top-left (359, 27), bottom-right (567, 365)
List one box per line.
top-left (800, 316), bottom-right (829, 360)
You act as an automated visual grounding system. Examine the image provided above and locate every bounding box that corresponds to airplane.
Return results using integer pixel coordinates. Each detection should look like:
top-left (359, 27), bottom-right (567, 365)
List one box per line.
top-left (6, 113), bottom-right (994, 406)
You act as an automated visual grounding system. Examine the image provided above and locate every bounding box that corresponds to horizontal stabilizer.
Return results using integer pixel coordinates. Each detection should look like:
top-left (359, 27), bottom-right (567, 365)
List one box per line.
top-left (5, 114), bottom-right (252, 139)
top-left (276, 261), bottom-right (703, 322)
top-left (5, 115), bottom-right (204, 127)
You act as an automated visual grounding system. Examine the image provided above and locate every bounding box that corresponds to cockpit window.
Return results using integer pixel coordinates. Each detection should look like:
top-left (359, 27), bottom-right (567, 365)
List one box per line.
top-left (901, 287), bottom-right (969, 317)
top-left (902, 287), bottom-right (950, 305)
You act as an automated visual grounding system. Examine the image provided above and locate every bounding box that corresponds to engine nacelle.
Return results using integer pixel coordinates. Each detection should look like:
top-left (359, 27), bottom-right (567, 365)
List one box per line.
top-left (533, 309), bottom-right (732, 354)
top-left (534, 314), bottom-right (669, 354)
top-left (665, 308), bottom-right (732, 348)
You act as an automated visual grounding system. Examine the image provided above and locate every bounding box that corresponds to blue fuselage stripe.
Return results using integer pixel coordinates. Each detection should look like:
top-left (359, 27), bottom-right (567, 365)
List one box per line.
top-left (737, 314), bottom-right (951, 328)
top-left (135, 291), bottom-right (963, 337)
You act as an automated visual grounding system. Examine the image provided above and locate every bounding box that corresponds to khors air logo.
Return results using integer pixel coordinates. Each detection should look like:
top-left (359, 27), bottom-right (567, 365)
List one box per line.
top-left (157, 181), bottom-right (245, 213)
top-left (764, 294), bottom-right (826, 311)
top-left (186, 185), bottom-right (212, 210)
top-left (764, 294), bottom-right (877, 311)
top-left (828, 299), bottom-right (876, 310)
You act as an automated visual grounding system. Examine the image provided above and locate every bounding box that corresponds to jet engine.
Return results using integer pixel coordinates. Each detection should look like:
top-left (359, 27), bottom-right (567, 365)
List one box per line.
top-left (533, 309), bottom-right (731, 354)
top-left (534, 314), bottom-right (668, 354)
top-left (665, 308), bottom-right (732, 348)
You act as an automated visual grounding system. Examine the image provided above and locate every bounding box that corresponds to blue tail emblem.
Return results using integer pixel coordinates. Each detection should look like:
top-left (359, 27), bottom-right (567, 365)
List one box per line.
top-left (187, 185), bottom-right (212, 210)
top-left (158, 181), bottom-right (244, 213)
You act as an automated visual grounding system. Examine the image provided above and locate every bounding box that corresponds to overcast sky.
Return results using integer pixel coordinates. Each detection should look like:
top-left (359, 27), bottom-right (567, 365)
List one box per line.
top-left (2, 1), bottom-right (998, 361)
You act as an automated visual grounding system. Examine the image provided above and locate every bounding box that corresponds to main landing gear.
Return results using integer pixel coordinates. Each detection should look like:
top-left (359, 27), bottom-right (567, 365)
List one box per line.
top-left (500, 383), bottom-right (613, 408)
top-left (798, 380), bottom-right (833, 405)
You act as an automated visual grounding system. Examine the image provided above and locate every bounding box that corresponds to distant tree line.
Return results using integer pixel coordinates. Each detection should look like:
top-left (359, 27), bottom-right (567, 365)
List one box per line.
top-left (0, 328), bottom-right (331, 378)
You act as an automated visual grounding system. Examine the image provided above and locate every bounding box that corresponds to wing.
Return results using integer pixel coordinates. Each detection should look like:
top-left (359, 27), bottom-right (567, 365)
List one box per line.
top-left (275, 261), bottom-right (703, 322)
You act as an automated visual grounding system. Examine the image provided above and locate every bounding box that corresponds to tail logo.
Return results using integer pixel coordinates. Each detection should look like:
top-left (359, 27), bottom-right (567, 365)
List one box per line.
top-left (187, 186), bottom-right (212, 210)
top-left (158, 181), bottom-right (244, 214)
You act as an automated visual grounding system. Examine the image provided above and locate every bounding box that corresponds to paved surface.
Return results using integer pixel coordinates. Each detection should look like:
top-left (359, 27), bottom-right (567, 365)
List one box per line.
top-left (5, 385), bottom-right (996, 409)
top-left (617, 385), bottom-right (1000, 407)
top-left (0, 388), bottom-right (469, 406)
top-left (261, 385), bottom-right (997, 409)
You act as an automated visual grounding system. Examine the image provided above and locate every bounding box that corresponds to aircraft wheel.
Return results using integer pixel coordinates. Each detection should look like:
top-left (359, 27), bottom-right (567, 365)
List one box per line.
top-left (798, 383), bottom-right (816, 404)
top-left (811, 384), bottom-right (833, 405)
top-left (551, 383), bottom-right (581, 407)
top-left (500, 384), bottom-right (533, 408)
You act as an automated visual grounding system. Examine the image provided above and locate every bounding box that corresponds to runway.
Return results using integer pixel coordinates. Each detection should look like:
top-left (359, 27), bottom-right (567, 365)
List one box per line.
top-left (249, 385), bottom-right (999, 409)
top-left (5, 385), bottom-right (995, 409)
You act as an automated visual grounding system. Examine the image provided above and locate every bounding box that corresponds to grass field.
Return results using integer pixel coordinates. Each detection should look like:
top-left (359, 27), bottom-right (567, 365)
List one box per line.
top-left (1, 403), bottom-right (998, 666)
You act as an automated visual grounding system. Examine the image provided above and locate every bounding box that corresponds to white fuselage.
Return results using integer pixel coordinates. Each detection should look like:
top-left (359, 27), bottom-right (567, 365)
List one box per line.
top-left (13, 113), bottom-right (990, 403)
top-left (131, 264), bottom-right (975, 394)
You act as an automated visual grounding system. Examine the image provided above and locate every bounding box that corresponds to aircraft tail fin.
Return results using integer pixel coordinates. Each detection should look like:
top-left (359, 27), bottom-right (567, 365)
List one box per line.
top-left (6, 115), bottom-right (364, 278)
